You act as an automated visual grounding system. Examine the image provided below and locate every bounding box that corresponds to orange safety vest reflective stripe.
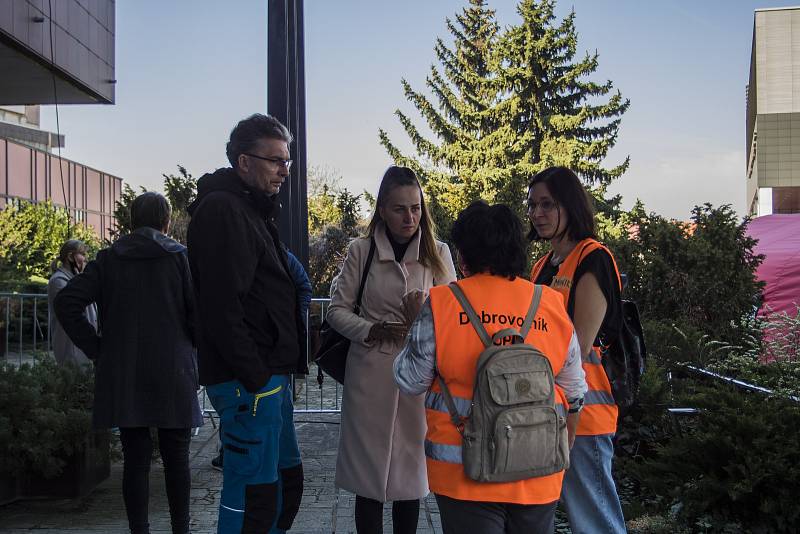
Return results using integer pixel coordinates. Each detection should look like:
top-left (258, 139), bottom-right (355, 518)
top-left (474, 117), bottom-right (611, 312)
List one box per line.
top-left (530, 238), bottom-right (621, 436)
top-left (426, 274), bottom-right (574, 504)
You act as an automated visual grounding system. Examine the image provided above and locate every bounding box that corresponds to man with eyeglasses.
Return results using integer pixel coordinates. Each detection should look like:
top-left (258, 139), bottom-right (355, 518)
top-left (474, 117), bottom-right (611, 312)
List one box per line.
top-left (187, 114), bottom-right (307, 533)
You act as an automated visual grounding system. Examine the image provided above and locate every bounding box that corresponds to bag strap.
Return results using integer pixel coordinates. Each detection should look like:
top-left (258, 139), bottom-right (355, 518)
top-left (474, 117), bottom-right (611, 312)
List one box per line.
top-left (436, 283), bottom-right (544, 434)
top-left (447, 283), bottom-right (543, 348)
top-left (519, 285), bottom-right (544, 338)
top-left (436, 375), bottom-right (465, 435)
top-left (353, 237), bottom-right (376, 315)
top-left (448, 283), bottom-right (492, 347)
top-left (573, 239), bottom-right (596, 266)
top-left (574, 239), bottom-right (622, 291)
top-left (482, 286), bottom-right (544, 345)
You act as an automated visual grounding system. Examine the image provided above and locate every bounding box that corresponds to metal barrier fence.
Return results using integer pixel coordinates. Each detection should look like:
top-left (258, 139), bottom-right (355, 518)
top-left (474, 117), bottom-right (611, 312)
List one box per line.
top-left (680, 362), bottom-right (800, 403)
top-left (0, 293), bottom-right (50, 365)
top-left (0, 293), bottom-right (341, 414)
top-left (293, 298), bottom-right (343, 414)
top-left (9, 292), bottom-right (797, 419)
top-left (665, 361), bottom-right (800, 435)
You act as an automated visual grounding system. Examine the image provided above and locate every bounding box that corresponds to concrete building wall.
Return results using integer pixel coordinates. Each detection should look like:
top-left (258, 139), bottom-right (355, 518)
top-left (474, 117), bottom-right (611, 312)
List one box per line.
top-left (753, 9), bottom-right (800, 114)
top-left (0, 0), bottom-right (115, 104)
top-left (0, 2), bottom-right (120, 238)
top-left (0, 105), bottom-right (39, 127)
top-left (0, 136), bottom-right (121, 239)
top-left (747, 7), bottom-right (800, 216)
top-left (755, 113), bottom-right (800, 188)
top-left (0, 105), bottom-right (62, 152)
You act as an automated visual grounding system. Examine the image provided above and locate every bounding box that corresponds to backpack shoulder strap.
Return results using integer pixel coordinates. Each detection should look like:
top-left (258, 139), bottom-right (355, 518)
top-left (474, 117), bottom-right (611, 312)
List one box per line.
top-left (574, 239), bottom-right (599, 266)
top-left (519, 285), bottom-right (544, 338)
top-left (577, 239), bottom-right (623, 291)
top-left (436, 374), bottom-right (466, 434)
top-left (353, 237), bottom-right (376, 314)
top-left (489, 284), bottom-right (544, 344)
top-left (448, 282), bottom-right (492, 348)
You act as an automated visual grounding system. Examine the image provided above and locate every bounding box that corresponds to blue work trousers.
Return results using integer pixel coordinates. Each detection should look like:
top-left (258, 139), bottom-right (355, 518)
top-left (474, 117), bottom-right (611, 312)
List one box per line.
top-left (207, 375), bottom-right (302, 534)
top-left (560, 433), bottom-right (626, 533)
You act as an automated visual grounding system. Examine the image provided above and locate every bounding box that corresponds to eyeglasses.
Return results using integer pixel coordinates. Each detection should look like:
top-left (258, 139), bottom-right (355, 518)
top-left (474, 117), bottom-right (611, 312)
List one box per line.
top-left (244, 153), bottom-right (293, 170)
top-left (526, 199), bottom-right (558, 214)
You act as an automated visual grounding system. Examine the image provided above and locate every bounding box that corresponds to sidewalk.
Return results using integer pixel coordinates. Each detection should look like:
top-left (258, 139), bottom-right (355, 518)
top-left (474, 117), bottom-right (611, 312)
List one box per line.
top-left (0, 411), bottom-right (442, 533)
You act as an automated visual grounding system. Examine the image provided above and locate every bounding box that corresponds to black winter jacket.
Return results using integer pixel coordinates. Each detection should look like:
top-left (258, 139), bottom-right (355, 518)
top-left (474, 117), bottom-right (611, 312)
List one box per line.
top-left (187, 168), bottom-right (307, 393)
top-left (54, 227), bottom-right (202, 430)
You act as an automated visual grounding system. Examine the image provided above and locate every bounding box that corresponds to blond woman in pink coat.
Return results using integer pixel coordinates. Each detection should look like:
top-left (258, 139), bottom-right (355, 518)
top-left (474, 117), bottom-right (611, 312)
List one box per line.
top-left (327, 166), bottom-right (456, 533)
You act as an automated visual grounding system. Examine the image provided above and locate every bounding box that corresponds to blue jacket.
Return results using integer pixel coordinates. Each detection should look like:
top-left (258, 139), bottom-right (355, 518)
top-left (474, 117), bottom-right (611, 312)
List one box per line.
top-left (285, 250), bottom-right (311, 326)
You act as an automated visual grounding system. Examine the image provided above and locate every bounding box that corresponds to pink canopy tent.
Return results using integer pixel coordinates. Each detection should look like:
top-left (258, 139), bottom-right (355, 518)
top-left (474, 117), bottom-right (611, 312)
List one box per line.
top-left (747, 214), bottom-right (800, 317)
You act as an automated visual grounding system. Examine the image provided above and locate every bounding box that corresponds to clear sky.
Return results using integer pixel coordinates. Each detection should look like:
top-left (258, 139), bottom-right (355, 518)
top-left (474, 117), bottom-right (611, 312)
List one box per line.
top-left (40, 0), bottom-right (800, 220)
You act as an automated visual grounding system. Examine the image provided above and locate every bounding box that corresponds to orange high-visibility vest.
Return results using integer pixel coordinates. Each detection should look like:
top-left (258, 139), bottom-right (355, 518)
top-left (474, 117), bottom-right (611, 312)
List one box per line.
top-left (426, 274), bottom-right (574, 504)
top-left (530, 238), bottom-right (622, 436)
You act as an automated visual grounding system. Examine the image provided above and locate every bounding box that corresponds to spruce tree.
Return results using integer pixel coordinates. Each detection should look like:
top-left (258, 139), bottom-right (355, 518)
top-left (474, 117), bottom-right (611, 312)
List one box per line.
top-left (380, 0), bottom-right (629, 228)
top-left (500, 0), bottom-right (629, 184)
top-left (379, 0), bottom-right (505, 231)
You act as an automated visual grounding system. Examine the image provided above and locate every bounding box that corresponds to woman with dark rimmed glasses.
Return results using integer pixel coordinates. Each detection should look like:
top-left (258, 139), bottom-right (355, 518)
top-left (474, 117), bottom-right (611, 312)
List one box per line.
top-left (527, 166), bottom-right (627, 534)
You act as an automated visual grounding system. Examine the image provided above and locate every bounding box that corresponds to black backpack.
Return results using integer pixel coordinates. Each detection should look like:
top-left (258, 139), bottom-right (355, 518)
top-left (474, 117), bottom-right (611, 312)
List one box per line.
top-left (600, 298), bottom-right (647, 409)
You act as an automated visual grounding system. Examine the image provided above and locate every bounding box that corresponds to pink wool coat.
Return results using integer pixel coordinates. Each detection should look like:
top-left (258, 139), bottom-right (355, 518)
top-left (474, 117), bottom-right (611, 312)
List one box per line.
top-left (327, 222), bottom-right (456, 502)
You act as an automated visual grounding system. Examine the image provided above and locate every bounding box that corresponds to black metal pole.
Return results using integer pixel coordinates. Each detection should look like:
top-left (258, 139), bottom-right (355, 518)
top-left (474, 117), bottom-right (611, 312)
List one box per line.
top-left (267, 0), bottom-right (309, 268)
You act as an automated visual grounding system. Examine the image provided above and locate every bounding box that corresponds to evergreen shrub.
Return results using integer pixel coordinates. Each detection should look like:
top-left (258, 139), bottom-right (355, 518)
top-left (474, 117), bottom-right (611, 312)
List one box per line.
top-left (0, 357), bottom-right (95, 479)
top-left (626, 379), bottom-right (800, 532)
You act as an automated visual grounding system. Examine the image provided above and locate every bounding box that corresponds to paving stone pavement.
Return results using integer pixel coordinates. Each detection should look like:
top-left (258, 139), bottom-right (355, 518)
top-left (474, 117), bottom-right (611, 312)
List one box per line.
top-left (0, 410), bottom-right (442, 534)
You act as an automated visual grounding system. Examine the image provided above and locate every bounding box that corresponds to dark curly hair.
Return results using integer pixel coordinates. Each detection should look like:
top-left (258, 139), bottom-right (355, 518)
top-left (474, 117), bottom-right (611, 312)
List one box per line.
top-left (226, 114), bottom-right (293, 169)
top-left (451, 200), bottom-right (527, 280)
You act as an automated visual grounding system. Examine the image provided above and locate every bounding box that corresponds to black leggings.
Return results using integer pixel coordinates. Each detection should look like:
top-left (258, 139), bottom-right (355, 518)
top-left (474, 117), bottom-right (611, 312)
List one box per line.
top-left (355, 495), bottom-right (420, 534)
top-left (119, 427), bottom-right (191, 534)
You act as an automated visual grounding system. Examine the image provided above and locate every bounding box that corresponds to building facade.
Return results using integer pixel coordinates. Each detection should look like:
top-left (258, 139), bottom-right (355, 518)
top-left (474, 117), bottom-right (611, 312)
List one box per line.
top-left (747, 7), bottom-right (800, 216)
top-left (0, 135), bottom-right (122, 240)
top-left (0, 105), bottom-right (64, 152)
top-left (0, 1), bottom-right (120, 239)
top-left (0, 0), bottom-right (115, 105)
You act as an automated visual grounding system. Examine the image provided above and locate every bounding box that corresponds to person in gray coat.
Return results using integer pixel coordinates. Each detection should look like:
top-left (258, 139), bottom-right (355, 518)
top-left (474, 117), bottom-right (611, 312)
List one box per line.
top-left (55, 192), bottom-right (202, 534)
top-left (47, 240), bottom-right (97, 367)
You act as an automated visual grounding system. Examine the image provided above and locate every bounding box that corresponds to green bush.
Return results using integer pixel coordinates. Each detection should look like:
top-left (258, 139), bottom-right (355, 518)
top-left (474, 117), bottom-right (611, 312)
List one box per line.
top-left (757, 307), bottom-right (800, 363)
top-left (307, 169), bottom-right (363, 296)
top-left (109, 165), bottom-right (197, 245)
top-left (622, 376), bottom-right (800, 532)
top-left (614, 359), bottom-right (677, 527)
top-left (607, 203), bottom-right (764, 348)
top-left (0, 200), bottom-right (100, 288)
top-left (615, 312), bottom-right (800, 531)
top-left (0, 356), bottom-right (94, 478)
top-left (691, 307), bottom-right (800, 399)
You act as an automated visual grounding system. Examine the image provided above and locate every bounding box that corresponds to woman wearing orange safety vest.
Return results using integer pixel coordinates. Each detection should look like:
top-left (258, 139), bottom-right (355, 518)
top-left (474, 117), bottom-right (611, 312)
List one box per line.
top-left (394, 201), bottom-right (587, 533)
top-left (527, 166), bottom-right (626, 533)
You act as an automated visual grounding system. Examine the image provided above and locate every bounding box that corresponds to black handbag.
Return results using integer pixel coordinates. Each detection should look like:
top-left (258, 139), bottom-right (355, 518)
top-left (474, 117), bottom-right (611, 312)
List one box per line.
top-left (314, 237), bottom-right (376, 384)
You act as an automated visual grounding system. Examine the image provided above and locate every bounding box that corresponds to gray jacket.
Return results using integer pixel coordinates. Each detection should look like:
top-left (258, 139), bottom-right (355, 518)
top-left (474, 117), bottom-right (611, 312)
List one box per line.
top-left (47, 267), bottom-right (97, 366)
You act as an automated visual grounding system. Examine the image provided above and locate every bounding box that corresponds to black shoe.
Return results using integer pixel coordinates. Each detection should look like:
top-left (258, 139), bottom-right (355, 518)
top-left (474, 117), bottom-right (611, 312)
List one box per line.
top-left (211, 453), bottom-right (223, 471)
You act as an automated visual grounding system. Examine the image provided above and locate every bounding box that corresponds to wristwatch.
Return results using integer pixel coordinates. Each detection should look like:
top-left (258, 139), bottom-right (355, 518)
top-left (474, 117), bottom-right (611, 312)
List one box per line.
top-left (567, 396), bottom-right (585, 414)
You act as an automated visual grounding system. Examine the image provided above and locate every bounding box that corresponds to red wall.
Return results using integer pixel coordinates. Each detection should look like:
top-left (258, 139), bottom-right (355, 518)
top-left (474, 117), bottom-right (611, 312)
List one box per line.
top-left (0, 137), bottom-right (122, 240)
